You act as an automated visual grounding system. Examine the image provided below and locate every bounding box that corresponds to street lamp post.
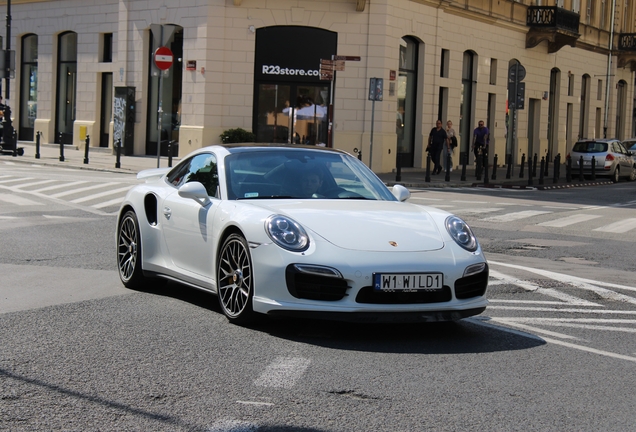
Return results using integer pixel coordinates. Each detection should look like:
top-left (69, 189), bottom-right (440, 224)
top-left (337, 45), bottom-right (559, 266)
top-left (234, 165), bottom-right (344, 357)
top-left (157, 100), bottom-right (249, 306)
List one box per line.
top-left (5, 0), bottom-right (10, 99)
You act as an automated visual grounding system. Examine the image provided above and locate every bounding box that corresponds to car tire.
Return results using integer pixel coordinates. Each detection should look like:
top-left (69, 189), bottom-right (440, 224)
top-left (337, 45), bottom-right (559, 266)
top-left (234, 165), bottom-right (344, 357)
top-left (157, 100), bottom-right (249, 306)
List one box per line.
top-left (117, 210), bottom-right (146, 289)
top-left (217, 233), bottom-right (255, 324)
top-left (612, 166), bottom-right (620, 183)
top-left (629, 166), bottom-right (636, 182)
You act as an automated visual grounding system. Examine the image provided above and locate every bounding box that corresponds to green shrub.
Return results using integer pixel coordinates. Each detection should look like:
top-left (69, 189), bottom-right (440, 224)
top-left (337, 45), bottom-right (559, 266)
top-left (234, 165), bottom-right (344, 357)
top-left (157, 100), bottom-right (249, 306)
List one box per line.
top-left (219, 128), bottom-right (255, 144)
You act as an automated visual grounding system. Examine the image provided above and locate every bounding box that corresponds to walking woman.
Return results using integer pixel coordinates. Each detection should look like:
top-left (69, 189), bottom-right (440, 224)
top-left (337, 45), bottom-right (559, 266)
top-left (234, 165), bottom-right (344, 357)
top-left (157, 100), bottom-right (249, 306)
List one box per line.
top-left (443, 120), bottom-right (457, 172)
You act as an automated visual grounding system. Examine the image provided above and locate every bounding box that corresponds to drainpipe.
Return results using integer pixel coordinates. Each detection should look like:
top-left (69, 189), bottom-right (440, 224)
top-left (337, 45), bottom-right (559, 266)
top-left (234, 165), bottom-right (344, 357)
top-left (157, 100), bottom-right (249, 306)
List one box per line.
top-left (603, 0), bottom-right (617, 138)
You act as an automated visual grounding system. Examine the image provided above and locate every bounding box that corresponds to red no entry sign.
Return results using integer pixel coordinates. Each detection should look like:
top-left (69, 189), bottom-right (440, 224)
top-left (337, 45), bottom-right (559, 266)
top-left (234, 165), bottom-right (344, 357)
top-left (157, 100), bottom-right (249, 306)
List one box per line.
top-left (154, 46), bottom-right (174, 70)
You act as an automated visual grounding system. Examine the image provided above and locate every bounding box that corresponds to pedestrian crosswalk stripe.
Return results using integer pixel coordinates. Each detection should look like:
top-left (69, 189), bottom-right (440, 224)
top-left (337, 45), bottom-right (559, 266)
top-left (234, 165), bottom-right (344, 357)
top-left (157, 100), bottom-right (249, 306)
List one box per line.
top-left (0, 193), bottom-right (43, 206)
top-left (50, 182), bottom-right (120, 198)
top-left (31, 180), bottom-right (89, 193)
top-left (481, 210), bottom-right (551, 222)
top-left (593, 218), bottom-right (636, 233)
top-left (92, 197), bottom-right (125, 209)
top-left (70, 186), bottom-right (131, 204)
top-left (12, 179), bottom-right (57, 189)
top-left (458, 207), bottom-right (503, 214)
top-left (538, 214), bottom-right (602, 227)
top-left (0, 177), bottom-right (33, 184)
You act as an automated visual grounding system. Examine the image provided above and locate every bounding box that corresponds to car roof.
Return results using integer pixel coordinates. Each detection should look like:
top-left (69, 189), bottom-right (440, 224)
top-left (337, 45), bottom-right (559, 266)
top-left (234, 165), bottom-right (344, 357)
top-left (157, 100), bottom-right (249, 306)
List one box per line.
top-left (575, 139), bottom-right (618, 143)
top-left (185, 143), bottom-right (350, 159)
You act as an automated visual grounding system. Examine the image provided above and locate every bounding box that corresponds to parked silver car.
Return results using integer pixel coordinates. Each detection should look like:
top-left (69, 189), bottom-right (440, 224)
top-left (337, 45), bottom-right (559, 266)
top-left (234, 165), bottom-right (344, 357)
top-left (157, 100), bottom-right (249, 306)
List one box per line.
top-left (569, 139), bottom-right (636, 183)
top-left (622, 138), bottom-right (636, 153)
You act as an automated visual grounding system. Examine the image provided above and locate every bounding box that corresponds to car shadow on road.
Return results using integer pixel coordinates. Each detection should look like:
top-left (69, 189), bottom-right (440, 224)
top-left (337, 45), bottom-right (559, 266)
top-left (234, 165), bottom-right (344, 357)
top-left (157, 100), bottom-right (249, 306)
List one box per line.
top-left (140, 280), bottom-right (545, 356)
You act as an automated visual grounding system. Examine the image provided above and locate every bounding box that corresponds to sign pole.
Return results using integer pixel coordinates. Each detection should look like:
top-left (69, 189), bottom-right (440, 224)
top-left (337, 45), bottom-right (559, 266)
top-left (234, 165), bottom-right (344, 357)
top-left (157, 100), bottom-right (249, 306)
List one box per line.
top-left (156, 26), bottom-right (164, 168)
top-left (5, 0), bottom-right (10, 99)
top-left (369, 99), bottom-right (375, 170)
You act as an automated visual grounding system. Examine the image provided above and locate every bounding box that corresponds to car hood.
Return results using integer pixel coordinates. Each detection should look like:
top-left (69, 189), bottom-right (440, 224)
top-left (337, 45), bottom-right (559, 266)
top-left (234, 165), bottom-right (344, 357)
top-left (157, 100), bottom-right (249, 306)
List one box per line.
top-left (249, 200), bottom-right (445, 252)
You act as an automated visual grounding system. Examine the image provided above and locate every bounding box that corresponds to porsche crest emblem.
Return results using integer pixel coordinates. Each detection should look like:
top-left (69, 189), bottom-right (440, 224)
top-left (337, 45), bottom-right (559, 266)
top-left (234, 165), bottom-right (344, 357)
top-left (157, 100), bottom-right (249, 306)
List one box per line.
top-left (389, 241), bottom-right (398, 247)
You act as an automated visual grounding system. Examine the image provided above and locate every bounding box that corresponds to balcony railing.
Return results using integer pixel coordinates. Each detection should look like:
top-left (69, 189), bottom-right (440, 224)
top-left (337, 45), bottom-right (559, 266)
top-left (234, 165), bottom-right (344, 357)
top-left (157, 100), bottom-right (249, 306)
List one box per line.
top-left (527, 6), bottom-right (580, 34)
top-left (618, 34), bottom-right (636, 51)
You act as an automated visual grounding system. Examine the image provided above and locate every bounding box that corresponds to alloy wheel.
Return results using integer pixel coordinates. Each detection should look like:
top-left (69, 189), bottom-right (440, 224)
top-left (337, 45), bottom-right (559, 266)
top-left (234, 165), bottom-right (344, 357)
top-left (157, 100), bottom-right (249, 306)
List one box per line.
top-left (217, 234), bottom-right (254, 323)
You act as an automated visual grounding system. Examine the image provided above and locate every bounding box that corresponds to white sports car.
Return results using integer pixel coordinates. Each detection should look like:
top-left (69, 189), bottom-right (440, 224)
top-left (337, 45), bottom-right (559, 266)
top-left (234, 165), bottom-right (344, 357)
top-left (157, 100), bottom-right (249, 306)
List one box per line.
top-left (117, 144), bottom-right (488, 324)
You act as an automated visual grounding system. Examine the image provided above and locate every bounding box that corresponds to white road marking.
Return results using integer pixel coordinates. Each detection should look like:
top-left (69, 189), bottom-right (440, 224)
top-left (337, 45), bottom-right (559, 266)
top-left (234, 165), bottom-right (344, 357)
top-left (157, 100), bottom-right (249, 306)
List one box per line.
top-left (0, 193), bottom-right (43, 206)
top-left (11, 179), bottom-right (57, 189)
top-left (489, 269), bottom-right (600, 306)
top-left (0, 177), bottom-right (33, 184)
top-left (253, 357), bottom-right (311, 389)
top-left (489, 318), bottom-right (581, 340)
top-left (593, 218), bottom-right (636, 233)
top-left (31, 180), bottom-right (89, 193)
top-left (92, 197), bottom-right (125, 209)
top-left (409, 196), bottom-right (442, 201)
top-left (457, 207), bottom-right (503, 214)
top-left (51, 182), bottom-right (120, 198)
top-left (489, 260), bottom-right (636, 295)
top-left (488, 306), bottom-right (636, 315)
top-left (478, 318), bottom-right (636, 363)
top-left (0, 216), bottom-right (17, 219)
top-left (236, 401), bottom-right (274, 407)
top-left (482, 210), bottom-right (551, 222)
top-left (70, 186), bottom-right (131, 203)
top-left (538, 214), bottom-right (602, 227)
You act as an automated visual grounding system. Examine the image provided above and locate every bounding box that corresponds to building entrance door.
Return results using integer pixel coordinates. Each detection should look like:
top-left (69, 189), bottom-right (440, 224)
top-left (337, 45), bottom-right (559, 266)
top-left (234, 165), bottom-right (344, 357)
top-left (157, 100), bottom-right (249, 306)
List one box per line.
top-left (255, 83), bottom-right (330, 145)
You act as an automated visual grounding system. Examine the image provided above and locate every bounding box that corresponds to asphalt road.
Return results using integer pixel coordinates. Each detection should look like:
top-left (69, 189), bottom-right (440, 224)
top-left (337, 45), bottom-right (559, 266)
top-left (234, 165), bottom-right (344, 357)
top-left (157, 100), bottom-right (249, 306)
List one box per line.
top-left (1, 164), bottom-right (635, 431)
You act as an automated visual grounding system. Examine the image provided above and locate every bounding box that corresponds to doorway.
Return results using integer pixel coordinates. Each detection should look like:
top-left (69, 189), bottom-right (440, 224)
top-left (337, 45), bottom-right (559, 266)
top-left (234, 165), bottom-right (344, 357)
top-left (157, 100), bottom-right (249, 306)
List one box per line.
top-left (255, 83), bottom-right (329, 145)
top-left (100, 73), bottom-right (113, 147)
top-left (55, 32), bottom-right (77, 145)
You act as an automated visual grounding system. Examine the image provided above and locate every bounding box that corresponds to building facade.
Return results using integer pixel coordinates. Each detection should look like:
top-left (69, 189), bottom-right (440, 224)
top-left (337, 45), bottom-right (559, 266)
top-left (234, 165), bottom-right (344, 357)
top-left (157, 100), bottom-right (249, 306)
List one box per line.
top-left (3, 0), bottom-right (636, 173)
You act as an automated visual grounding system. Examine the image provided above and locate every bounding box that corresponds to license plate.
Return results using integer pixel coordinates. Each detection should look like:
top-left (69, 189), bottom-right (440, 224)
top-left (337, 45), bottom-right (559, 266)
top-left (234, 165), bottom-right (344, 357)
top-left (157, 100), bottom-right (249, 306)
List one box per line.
top-left (373, 273), bottom-right (443, 292)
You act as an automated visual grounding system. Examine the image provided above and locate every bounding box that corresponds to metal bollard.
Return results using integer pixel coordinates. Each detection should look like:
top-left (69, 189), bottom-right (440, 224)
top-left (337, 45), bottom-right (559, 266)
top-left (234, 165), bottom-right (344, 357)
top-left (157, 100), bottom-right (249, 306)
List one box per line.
top-left (553, 154), bottom-right (561, 183)
top-left (591, 155), bottom-right (596, 180)
top-left (519, 154), bottom-right (526, 178)
top-left (579, 155), bottom-right (584, 181)
top-left (444, 151), bottom-right (451, 182)
top-left (115, 138), bottom-right (122, 169)
top-left (475, 149), bottom-right (482, 181)
top-left (505, 154), bottom-right (512, 179)
top-left (460, 151), bottom-right (467, 182)
top-left (483, 152), bottom-right (489, 185)
top-left (58, 133), bottom-right (65, 162)
top-left (566, 155), bottom-right (572, 182)
top-left (35, 131), bottom-right (41, 159)
top-left (425, 153), bottom-right (431, 182)
top-left (539, 157), bottom-right (545, 185)
top-left (491, 154), bottom-right (498, 180)
top-left (83, 135), bottom-right (90, 164)
top-left (532, 153), bottom-right (538, 177)
top-left (544, 153), bottom-right (550, 177)
top-left (528, 154), bottom-right (533, 186)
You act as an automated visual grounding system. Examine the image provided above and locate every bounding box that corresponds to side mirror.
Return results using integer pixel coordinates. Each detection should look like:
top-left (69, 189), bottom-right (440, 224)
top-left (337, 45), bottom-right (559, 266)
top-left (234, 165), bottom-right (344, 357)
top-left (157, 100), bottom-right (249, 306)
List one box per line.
top-left (178, 182), bottom-right (211, 206)
top-left (391, 184), bottom-right (410, 202)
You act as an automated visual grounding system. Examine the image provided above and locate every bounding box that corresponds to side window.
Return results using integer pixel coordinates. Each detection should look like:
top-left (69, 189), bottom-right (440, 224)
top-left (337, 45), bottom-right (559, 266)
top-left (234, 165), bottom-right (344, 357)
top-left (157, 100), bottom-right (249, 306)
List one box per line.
top-left (166, 159), bottom-right (192, 187)
top-left (184, 153), bottom-right (219, 198)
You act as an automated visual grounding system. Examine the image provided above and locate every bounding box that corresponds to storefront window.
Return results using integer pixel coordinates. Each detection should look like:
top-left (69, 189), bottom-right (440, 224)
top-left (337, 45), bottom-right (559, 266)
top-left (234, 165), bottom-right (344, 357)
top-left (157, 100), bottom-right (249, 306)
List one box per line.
top-left (253, 26), bottom-right (337, 146)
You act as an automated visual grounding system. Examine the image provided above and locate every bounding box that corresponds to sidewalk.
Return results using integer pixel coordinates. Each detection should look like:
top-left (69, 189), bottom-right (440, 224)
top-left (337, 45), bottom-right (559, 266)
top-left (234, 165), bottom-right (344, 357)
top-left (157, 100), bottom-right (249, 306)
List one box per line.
top-left (2, 141), bottom-right (615, 190)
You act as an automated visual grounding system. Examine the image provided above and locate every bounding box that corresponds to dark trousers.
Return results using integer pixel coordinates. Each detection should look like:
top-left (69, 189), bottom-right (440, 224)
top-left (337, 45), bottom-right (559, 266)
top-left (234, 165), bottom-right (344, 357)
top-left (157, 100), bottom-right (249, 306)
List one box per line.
top-left (431, 145), bottom-right (443, 173)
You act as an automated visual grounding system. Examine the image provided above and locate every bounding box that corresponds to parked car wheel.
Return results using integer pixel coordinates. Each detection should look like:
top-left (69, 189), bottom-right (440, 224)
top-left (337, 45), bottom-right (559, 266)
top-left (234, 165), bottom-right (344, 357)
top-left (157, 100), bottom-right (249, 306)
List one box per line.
top-left (217, 233), bottom-right (255, 324)
top-left (630, 166), bottom-right (636, 181)
top-left (117, 210), bottom-right (146, 289)
top-left (612, 166), bottom-right (620, 183)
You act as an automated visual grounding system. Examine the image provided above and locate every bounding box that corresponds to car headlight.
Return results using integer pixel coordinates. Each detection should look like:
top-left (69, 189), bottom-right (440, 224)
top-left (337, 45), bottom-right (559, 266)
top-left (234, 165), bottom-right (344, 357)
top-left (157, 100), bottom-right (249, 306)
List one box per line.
top-left (266, 215), bottom-right (309, 252)
top-left (445, 216), bottom-right (478, 252)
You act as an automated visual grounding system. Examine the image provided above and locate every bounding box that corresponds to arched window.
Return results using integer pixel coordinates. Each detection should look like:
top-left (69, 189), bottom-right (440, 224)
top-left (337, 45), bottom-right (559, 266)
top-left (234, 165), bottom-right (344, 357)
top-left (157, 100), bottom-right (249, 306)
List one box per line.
top-left (616, 80), bottom-right (627, 140)
top-left (547, 68), bottom-right (561, 161)
top-left (579, 74), bottom-right (590, 139)
top-left (19, 34), bottom-right (38, 141)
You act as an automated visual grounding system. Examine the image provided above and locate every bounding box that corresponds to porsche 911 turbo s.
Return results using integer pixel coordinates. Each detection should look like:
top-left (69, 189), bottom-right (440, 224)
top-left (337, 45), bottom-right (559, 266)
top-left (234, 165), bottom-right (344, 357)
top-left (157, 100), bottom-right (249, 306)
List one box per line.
top-left (116, 144), bottom-right (488, 324)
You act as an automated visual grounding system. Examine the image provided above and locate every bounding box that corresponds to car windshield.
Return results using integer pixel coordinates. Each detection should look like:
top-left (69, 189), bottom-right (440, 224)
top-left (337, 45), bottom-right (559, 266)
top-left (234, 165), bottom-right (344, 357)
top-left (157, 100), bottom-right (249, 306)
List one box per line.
top-left (225, 149), bottom-right (396, 201)
top-left (572, 142), bottom-right (608, 153)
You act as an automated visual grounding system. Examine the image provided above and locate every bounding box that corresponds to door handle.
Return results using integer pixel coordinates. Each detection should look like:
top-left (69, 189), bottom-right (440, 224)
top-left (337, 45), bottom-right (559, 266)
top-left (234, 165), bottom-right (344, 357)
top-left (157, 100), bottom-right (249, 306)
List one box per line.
top-left (163, 206), bottom-right (171, 219)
